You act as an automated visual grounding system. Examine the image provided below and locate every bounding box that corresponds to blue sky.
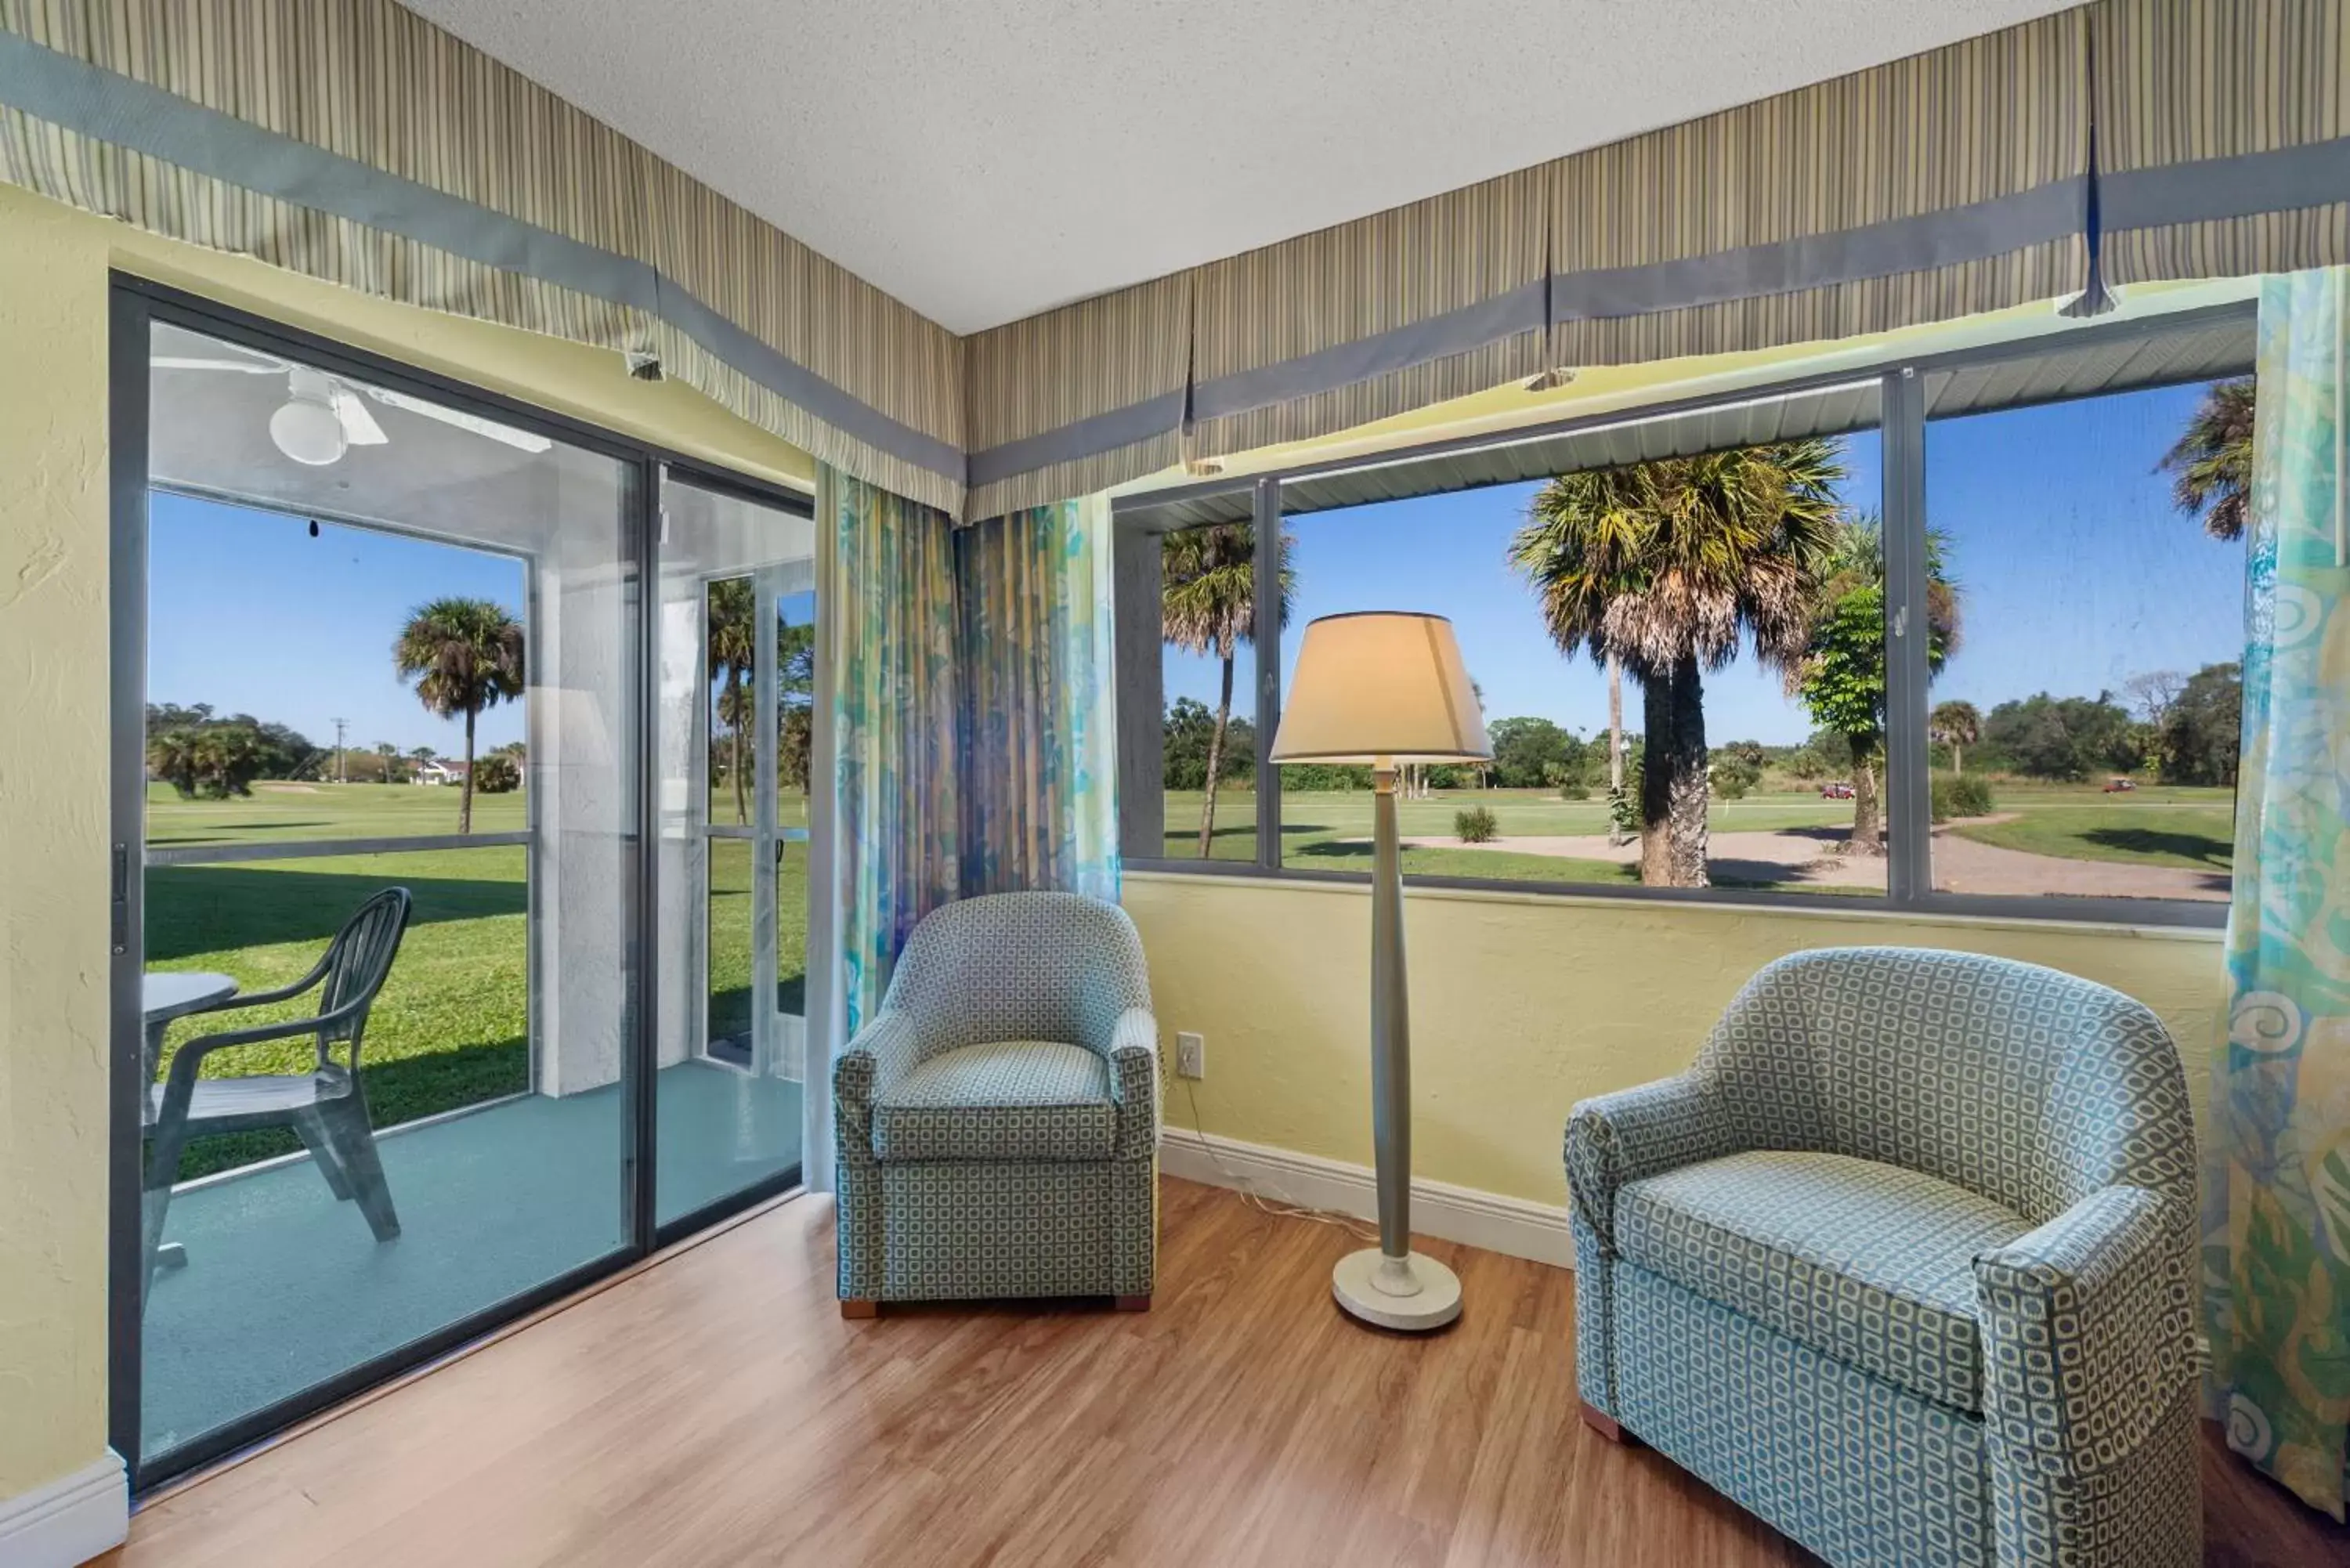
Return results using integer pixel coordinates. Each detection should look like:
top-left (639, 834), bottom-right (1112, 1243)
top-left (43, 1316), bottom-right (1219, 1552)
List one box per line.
top-left (148, 493), bottom-right (527, 756)
top-left (1167, 381), bottom-right (2245, 746)
top-left (149, 380), bottom-right (2245, 757)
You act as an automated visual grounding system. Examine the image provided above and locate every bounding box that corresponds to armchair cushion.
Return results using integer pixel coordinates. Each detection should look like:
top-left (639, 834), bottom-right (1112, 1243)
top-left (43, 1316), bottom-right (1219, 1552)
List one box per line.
top-left (870, 1039), bottom-right (1115, 1163)
top-left (1619, 1151), bottom-right (2033, 1413)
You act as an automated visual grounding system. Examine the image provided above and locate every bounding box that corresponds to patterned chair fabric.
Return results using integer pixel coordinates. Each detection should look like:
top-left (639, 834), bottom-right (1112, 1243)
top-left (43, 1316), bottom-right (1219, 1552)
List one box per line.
top-left (1565, 948), bottom-right (2201, 1568)
top-left (834, 891), bottom-right (1159, 1304)
top-left (871, 1039), bottom-right (1116, 1162)
top-left (1618, 1151), bottom-right (2034, 1413)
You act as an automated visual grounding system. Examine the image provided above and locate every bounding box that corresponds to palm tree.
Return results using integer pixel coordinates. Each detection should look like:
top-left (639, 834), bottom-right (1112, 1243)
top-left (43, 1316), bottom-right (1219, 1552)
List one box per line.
top-left (707, 578), bottom-right (756, 826)
top-left (1162, 521), bottom-right (1294, 856)
top-left (2159, 378), bottom-right (2254, 541)
top-left (1513, 443), bottom-right (1846, 886)
top-left (1930, 700), bottom-right (1981, 775)
top-left (393, 596), bottom-right (525, 834)
top-left (148, 728), bottom-right (204, 799)
top-left (193, 725), bottom-right (264, 798)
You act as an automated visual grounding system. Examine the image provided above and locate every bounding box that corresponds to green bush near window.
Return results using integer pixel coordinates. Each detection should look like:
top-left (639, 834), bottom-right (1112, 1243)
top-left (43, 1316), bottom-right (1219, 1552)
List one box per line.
top-left (1931, 772), bottom-right (1998, 822)
top-left (1455, 805), bottom-right (1499, 843)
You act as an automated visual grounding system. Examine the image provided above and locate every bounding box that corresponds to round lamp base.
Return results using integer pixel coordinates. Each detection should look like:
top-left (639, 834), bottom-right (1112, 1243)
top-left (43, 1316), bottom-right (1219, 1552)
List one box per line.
top-left (1332, 1248), bottom-right (1462, 1332)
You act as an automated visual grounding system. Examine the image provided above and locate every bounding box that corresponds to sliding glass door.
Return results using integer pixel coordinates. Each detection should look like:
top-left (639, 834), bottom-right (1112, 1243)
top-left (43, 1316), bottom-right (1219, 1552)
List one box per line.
top-left (653, 478), bottom-right (815, 1226)
top-left (110, 281), bottom-right (820, 1488)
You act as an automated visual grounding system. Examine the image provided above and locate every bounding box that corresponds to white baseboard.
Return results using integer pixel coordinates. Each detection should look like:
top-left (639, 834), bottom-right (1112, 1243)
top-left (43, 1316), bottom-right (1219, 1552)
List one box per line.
top-left (1158, 1127), bottom-right (1576, 1269)
top-left (0, 1453), bottom-right (128, 1568)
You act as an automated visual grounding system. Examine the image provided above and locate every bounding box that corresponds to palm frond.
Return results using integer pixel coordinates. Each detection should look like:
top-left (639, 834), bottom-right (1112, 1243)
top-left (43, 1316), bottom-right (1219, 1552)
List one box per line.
top-left (392, 596), bottom-right (526, 720)
top-left (1509, 439), bottom-right (1846, 681)
top-left (2158, 377), bottom-right (2255, 543)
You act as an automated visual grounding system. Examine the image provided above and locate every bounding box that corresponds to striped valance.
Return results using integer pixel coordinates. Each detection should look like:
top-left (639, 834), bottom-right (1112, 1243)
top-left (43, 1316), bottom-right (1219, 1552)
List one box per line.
top-left (3, 0), bottom-right (2348, 522)
top-left (0, 0), bottom-right (969, 515)
top-left (964, 273), bottom-right (1191, 522)
top-left (2090, 0), bottom-right (2348, 289)
top-left (645, 161), bottom-right (965, 511)
top-left (1187, 168), bottom-right (1549, 461)
top-left (1546, 8), bottom-right (2090, 369)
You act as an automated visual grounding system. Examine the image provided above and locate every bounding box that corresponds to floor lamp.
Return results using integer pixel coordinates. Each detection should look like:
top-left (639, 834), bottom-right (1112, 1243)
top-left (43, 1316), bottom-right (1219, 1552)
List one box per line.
top-left (1271, 612), bottom-right (1490, 1331)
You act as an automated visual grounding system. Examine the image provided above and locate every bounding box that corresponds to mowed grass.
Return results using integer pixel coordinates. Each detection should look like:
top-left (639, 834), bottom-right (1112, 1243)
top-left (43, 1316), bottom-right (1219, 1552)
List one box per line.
top-left (149, 782), bottom-right (808, 1179)
top-left (1158, 780), bottom-right (2239, 890)
top-left (705, 835), bottom-right (812, 1048)
top-left (147, 778), bottom-right (527, 845)
top-left (1946, 782), bottom-right (2236, 872)
top-left (1159, 787), bottom-right (1860, 891)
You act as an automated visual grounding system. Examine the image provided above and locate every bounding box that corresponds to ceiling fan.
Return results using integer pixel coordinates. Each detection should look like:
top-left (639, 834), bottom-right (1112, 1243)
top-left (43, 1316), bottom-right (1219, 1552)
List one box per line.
top-left (151, 346), bottom-right (552, 465)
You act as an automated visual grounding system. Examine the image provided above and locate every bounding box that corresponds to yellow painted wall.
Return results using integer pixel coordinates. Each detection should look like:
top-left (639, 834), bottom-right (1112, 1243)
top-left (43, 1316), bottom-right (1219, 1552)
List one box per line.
top-left (1125, 873), bottom-right (2227, 1210)
top-left (0, 180), bottom-right (814, 1503)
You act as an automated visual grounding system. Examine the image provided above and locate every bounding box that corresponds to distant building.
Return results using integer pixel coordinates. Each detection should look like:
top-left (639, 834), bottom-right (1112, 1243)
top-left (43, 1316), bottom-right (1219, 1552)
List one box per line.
top-left (414, 758), bottom-right (467, 786)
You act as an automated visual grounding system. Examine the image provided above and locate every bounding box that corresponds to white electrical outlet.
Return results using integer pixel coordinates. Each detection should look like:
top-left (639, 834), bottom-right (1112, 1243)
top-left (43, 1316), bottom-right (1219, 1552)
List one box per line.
top-left (1175, 1031), bottom-right (1206, 1079)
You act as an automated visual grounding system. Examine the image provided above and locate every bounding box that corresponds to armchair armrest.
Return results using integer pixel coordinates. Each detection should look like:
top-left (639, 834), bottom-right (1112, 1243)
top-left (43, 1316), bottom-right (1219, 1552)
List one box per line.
top-left (1105, 1006), bottom-right (1159, 1160)
top-left (1563, 1073), bottom-right (1739, 1255)
top-left (153, 997), bottom-right (371, 1125)
top-left (832, 1011), bottom-right (929, 1159)
top-left (185, 950), bottom-right (333, 1019)
top-left (1972, 1184), bottom-right (2200, 1477)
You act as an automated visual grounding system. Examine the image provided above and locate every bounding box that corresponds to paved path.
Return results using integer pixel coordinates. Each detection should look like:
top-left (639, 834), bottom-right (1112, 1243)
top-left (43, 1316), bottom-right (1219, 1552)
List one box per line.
top-left (1397, 819), bottom-right (2229, 902)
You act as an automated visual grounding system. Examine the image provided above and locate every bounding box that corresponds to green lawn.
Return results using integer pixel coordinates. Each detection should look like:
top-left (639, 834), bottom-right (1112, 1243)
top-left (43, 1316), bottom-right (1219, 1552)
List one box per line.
top-left (148, 782), bottom-right (806, 1179)
top-left (1159, 786), bottom-right (1859, 891)
top-left (1157, 781), bottom-right (2240, 891)
top-left (1947, 783), bottom-right (2236, 872)
top-left (705, 836), bottom-right (811, 1050)
top-left (147, 779), bottom-right (527, 845)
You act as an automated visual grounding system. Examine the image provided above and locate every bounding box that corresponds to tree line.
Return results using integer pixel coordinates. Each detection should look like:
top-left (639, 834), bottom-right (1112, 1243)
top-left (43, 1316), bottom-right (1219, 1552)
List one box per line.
top-left (146, 699), bottom-right (526, 800)
top-left (148, 595), bottom-right (530, 833)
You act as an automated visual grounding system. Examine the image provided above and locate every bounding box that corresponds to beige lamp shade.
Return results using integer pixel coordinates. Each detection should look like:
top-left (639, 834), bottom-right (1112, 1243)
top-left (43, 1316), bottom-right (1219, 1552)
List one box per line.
top-left (1271, 612), bottom-right (1491, 765)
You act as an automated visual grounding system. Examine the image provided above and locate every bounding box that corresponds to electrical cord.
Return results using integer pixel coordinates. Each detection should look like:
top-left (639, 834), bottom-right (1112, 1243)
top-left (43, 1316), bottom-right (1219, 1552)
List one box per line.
top-left (1163, 1055), bottom-right (1378, 1245)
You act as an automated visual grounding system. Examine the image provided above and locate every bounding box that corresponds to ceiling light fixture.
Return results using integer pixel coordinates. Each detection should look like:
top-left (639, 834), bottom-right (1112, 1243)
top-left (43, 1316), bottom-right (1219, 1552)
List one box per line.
top-left (269, 367), bottom-right (350, 466)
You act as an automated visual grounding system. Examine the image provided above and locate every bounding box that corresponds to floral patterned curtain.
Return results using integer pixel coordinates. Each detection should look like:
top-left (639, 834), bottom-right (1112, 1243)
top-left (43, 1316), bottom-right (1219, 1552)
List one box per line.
top-left (956, 497), bottom-right (1121, 904)
top-left (2206, 266), bottom-right (2350, 1521)
top-left (822, 467), bottom-right (962, 1033)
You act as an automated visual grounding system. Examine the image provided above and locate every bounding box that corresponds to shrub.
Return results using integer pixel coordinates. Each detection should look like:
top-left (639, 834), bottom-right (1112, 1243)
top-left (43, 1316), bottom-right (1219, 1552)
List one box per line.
top-left (1711, 750), bottom-right (1762, 800)
top-left (474, 753), bottom-right (522, 794)
top-left (1606, 783), bottom-right (1638, 839)
top-left (1454, 806), bottom-right (1499, 844)
top-left (1930, 772), bottom-right (1996, 823)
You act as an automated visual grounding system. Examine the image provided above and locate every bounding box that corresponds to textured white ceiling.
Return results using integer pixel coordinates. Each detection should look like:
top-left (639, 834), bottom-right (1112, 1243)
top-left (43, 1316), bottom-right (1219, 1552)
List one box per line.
top-left (403, 0), bottom-right (2081, 334)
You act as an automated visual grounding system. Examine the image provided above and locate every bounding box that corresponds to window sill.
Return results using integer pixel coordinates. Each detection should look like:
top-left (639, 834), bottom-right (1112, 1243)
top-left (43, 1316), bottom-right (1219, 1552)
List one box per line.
top-left (1121, 864), bottom-right (2227, 941)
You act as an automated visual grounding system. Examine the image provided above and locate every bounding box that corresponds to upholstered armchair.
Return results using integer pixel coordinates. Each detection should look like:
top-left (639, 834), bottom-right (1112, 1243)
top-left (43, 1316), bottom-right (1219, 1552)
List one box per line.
top-left (1564, 947), bottom-right (2201, 1568)
top-left (833, 891), bottom-right (1159, 1315)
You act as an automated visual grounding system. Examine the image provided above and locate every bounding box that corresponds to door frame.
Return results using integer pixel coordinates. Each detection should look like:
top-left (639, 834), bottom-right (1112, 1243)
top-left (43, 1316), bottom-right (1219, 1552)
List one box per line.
top-left (107, 274), bottom-right (829, 1490)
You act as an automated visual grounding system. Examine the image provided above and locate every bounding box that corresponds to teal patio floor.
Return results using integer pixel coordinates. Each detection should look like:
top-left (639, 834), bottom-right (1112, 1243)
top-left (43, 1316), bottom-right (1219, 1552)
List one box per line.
top-left (141, 1060), bottom-right (801, 1461)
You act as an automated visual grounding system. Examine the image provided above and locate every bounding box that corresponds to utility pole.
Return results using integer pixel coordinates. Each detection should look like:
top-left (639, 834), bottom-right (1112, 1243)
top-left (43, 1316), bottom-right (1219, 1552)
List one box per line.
top-left (331, 717), bottom-right (349, 785)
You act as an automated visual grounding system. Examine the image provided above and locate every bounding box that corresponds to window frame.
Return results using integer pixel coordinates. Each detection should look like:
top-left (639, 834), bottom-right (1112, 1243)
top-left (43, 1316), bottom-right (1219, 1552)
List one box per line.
top-left (1114, 301), bottom-right (2255, 931)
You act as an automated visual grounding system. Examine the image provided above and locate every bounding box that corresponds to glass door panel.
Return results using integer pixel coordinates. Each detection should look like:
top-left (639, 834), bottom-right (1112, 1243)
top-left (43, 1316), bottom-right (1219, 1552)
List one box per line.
top-left (135, 320), bottom-right (639, 1472)
top-left (654, 475), bottom-right (816, 1225)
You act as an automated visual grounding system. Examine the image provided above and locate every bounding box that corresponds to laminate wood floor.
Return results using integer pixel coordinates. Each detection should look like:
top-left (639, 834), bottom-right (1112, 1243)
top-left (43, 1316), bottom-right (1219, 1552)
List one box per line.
top-left (110, 1178), bottom-right (2350, 1568)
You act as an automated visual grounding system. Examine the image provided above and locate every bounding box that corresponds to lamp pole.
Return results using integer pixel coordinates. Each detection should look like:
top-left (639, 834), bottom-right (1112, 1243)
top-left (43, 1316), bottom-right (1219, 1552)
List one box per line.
top-left (1328, 760), bottom-right (1462, 1331)
top-left (1370, 764), bottom-right (1412, 1263)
